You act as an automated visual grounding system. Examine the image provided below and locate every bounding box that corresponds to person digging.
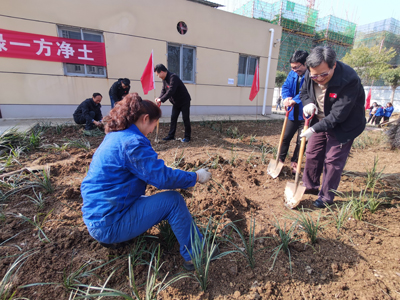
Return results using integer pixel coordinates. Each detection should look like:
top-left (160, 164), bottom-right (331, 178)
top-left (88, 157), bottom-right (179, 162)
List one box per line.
top-left (81, 92), bottom-right (217, 270)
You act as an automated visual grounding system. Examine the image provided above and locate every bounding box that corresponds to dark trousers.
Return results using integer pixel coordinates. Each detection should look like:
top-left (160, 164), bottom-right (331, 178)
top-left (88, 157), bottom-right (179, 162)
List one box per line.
top-left (279, 119), bottom-right (305, 163)
top-left (367, 114), bottom-right (374, 123)
top-left (74, 111), bottom-right (95, 130)
top-left (168, 102), bottom-right (191, 139)
top-left (110, 95), bottom-right (116, 109)
top-left (302, 129), bottom-right (353, 203)
top-left (374, 116), bottom-right (382, 125)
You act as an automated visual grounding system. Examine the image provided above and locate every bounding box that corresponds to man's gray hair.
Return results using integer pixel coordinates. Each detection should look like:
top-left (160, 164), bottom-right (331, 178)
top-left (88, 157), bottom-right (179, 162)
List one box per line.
top-left (306, 46), bottom-right (337, 69)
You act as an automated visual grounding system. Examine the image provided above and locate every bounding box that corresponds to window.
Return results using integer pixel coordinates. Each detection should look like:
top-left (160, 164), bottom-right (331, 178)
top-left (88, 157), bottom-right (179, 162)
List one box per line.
top-left (238, 55), bottom-right (258, 86)
top-left (167, 44), bottom-right (196, 83)
top-left (58, 26), bottom-right (106, 77)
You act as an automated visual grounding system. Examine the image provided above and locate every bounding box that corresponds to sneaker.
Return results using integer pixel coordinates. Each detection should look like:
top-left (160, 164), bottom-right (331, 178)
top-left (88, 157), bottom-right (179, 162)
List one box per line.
top-left (312, 198), bottom-right (333, 208)
top-left (162, 136), bottom-right (175, 141)
top-left (182, 246), bottom-right (220, 271)
top-left (182, 138), bottom-right (190, 143)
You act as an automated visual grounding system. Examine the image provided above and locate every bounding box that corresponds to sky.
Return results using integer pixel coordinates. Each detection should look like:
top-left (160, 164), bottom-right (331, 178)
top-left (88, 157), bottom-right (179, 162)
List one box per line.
top-left (215, 0), bottom-right (400, 26)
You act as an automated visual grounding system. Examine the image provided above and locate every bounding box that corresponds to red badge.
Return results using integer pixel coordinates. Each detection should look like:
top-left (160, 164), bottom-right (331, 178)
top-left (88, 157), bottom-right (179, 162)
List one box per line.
top-left (329, 93), bottom-right (337, 98)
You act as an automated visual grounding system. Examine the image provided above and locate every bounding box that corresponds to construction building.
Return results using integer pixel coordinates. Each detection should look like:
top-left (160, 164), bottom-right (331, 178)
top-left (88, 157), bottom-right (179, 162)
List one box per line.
top-left (355, 18), bottom-right (400, 67)
top-left (234, 0), bottom-right (356, 73)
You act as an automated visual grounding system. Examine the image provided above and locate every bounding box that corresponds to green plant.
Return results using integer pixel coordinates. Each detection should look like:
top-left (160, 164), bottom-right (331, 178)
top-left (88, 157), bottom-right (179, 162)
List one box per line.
top-left (224, 216), bottom-right (266, 269)
top-left (326, 202), bottom-right (352, 233)
top-left (186, 218), bottom-right (230, 291)
top-left (83, 128), bottom-right (105, 137)
top-left (250, 135), bottom-right (257, 145)
top-left (1, 250), bottom-right (38, 299)
top-left (270, 218), bottom-right (298, 274)
top-left (30, 168), bottom-right (54, 193)
top-left (15, 209), bottom-right (53, 243)
top-left (260, 144), bottom-right (271, 165)
top-left (287, 208), bottom-right (323, 245)
top-left (365, 156), bottom-right (385, 190)
top-left (246, 151), bottom-right (255, 164)
top-left (157, 220), bottom-right (177, 251)
top-left (65, 138), bottom-right (91, 151)
top-left (28, 131), bottom-right (41, 149)
top-left (229, 145), bottom-right (237, 166)
top-left (226, 126), bottom-right (240, 139)
top-left (24, 188), bottom-right (46, 210)
top-left (169, 150), bottom-right (185, 169)
top-left (367, 194), bottom-right (382, 213)
top-left (210, 155), bottom-right (220, 169)
top-left (334, 189), bottom-right (368, 221)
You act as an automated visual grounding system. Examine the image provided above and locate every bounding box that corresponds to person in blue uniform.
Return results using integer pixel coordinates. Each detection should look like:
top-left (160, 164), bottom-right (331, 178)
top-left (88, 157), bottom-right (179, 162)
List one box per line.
top-left (81, 92), bottom-right (211, 269)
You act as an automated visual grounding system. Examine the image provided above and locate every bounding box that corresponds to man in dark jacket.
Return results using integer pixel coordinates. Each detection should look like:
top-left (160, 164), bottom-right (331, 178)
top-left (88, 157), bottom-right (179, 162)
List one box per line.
top-left (154, 64), bottom-right (191, 142)
top-left (109, 78), bottom-right (130, 108)
top-left (299, 46), bottom-right (366, 208)
top-left (73, 93), bottom-right (103, 130)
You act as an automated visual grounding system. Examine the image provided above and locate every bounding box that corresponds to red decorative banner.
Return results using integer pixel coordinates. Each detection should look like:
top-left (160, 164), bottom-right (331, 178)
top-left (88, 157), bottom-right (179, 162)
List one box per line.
top-left (0, 28), bottom-right (107, 66)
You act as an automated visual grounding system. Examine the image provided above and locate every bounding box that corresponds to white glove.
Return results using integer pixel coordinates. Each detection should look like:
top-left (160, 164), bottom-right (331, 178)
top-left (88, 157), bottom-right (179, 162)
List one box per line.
top-left (196, 168), bottom-right (212, 184)
top-left (303, 103), bottom-right (317, 116)
top-left (300, 128), bottom-right (315, 141)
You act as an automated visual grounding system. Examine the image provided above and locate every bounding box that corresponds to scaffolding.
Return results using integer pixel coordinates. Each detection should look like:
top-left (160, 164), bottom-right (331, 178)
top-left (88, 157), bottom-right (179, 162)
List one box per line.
top-left (234, 0), bottom-right (355, 72)
top-left (355, 18), bottom-right (400, 67)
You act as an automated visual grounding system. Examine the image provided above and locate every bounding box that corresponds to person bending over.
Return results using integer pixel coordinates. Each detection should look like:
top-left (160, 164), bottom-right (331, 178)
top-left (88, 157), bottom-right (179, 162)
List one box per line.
top-left (109, 78), bottom-right (130, 108)
top-left (73, 93), bottom-right (103, 130)
top-left (81, 93), bottom-right (211, 270)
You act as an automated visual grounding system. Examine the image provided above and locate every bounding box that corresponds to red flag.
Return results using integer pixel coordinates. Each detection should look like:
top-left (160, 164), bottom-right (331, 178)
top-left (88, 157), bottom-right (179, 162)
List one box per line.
top-left (249, 61), bottom-right (259, 101)
top-left (365, 88), bottom-right (372, 109)
top-left (140, 51), bottom-right (155, 95)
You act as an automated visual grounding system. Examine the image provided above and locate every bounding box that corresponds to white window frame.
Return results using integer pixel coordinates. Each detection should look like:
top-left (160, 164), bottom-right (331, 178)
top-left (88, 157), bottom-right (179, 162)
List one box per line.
top-left (237, 54), bottom-right (259, 87)
top-left (57, 26), bottom-right (107, 78)
top-left (167, 43), bottom-right (196, 84)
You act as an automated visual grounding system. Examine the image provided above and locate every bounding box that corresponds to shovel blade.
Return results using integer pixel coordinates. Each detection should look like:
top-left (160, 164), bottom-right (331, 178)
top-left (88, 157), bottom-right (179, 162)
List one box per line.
top-left (267, 160), bottom-right (284, 179)
top-left (284, 182), bottom-right (306, 209)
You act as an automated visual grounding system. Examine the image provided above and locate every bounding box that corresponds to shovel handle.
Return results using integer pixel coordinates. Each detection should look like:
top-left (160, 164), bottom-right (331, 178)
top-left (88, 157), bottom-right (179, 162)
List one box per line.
top-left (294, 112), bottom-right (315, 186)
top-left (275, 105), bottom-right (294, 163)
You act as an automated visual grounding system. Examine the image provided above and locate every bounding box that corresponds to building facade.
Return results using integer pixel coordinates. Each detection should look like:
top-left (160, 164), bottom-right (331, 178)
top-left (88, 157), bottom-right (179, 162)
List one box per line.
top-left (0, 0), bottom-right (281, 119)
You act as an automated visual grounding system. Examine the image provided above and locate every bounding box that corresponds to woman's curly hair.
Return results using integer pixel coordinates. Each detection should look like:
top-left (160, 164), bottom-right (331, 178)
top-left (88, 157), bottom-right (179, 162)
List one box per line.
top-left (103, 92), bottom-right (161, 133)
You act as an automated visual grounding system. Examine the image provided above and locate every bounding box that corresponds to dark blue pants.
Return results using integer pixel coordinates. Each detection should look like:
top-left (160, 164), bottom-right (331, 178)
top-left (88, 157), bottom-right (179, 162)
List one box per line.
top-left (302, 129), bottom-right (353, 203)
top-left (87, 191), bottom-right (202, 261)
top-left (279, 119), bottom-right (305, 163)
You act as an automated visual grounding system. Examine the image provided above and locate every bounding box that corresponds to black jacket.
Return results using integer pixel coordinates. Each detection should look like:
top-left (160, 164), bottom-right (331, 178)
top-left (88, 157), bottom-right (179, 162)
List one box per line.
top-left (300, 61), bottom-right (366, 144)
top-left (159, 71), bottom-right (191, 107)
top-left (73, 98), bottom-right (102, 121)
top-left (109, 79), bottom-right (130, 102)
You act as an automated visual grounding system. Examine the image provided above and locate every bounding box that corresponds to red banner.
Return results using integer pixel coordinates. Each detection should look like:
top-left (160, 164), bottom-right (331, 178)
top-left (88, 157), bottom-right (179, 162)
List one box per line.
top-left (0, 28), bottom-right (106, 66)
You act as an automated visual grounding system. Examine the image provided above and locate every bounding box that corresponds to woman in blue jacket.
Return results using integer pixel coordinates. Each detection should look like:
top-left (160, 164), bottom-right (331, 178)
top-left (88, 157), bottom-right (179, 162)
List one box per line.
top-left (383, 102), bottom-right (394, 123)
top-left (81, 93), bottom-right (211, 269)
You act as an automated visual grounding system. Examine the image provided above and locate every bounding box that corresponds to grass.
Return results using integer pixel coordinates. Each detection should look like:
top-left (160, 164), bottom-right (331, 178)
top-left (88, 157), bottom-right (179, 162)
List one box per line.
top-left (224, 216), bottom-right (267, 269)
top-left (24, 188), bottom-right (46, 210)
top-left (226, 126), bottom-right (240, 139)
top-left (30, 168), bottom-right (54, 193)
top-left (326, 202), bottom-right (352, 233)
top-left (65, 138), bottom-right (91, 151)
top-left (269, 218), bottom-right (298, 274)
top-left (1, 250), bottom-right (38, 299)
top-left (229, 145), bottom-right (237, 166)
top-left (287, 208), bottom-right (323, 245)
top-left (14, 209), bottom-right (53, 243)
top-left (352, 131), bottom-right (386, 149)
top-left (157, 220), bottom-right (177, 251)
top-left (169, 150), bottom-right (185, 169)
top-left (365, 156), bottom-right (385, 190)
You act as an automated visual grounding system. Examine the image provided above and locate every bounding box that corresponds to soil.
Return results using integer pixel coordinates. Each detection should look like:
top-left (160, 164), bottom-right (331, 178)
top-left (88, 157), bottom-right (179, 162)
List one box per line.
top-left (1, 116), bottom-right (400, 300)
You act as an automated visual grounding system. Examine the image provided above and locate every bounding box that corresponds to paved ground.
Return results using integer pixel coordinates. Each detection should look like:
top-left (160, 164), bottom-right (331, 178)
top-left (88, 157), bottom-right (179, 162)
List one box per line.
top-left (0, 110), bottom-right (286, 134)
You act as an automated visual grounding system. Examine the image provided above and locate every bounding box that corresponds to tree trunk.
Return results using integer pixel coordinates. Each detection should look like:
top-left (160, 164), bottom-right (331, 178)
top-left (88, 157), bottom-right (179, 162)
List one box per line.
top-left (391, 86), bottom-right (396, 103)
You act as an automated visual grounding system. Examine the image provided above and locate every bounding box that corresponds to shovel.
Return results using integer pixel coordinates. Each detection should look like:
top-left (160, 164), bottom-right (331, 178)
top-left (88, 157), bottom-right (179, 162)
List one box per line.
top-left (267, 105), bottom-right (293, 178)
top-left (154, 102), bottom-right (161, 143)
top-left (284, 112), bottom-right (314, 209)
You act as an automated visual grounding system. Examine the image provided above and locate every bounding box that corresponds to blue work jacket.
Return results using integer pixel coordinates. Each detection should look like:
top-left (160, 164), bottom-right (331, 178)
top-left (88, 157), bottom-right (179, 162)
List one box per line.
top-left (81, 124), bottom-right (197, 229)
top-left (375, 107), bottom-right (384, 117)
top-left (384, 106), bottom-right (394, 117)
top-left (281, 70), bottom-right (305, 121)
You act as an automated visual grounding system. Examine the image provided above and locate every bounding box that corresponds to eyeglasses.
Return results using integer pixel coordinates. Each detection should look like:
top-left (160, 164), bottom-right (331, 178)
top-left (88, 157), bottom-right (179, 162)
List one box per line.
top-left (310, 69), bottom-right (332, 80)
top-left (291, 64), bottom-right (303, 71)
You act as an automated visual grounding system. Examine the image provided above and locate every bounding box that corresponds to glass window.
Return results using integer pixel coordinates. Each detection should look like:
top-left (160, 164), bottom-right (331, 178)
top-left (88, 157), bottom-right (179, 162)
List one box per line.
top-left (238, 55), bottom-right (259, 86)
top-left (58, 26), bottom-right (106, 77)
top-left (167, 44), bottom-right (196, 83)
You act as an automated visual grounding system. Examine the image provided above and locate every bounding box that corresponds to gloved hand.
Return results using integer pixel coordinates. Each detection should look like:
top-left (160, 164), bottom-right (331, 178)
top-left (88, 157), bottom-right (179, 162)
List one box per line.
top-left (196, 168), bottom-right (212, 184)
top-left (303, 103), bottom-right (317, 116)
top-left (300, 128), bottom-right (315, 141)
